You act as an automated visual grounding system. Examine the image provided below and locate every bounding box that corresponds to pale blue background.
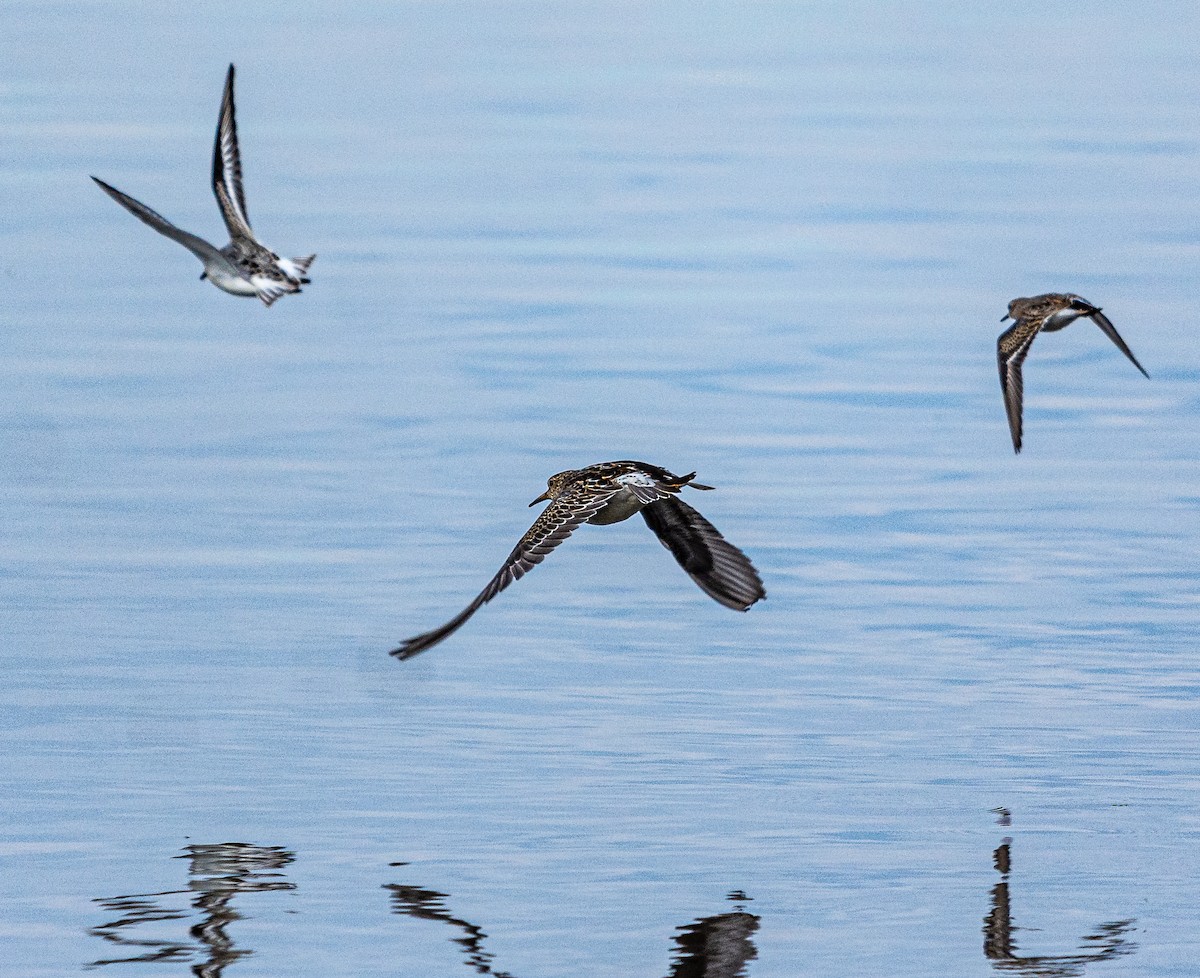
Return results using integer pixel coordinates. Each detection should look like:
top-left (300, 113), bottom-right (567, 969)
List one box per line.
top-left (2, 1), bottom-right (1199, 975)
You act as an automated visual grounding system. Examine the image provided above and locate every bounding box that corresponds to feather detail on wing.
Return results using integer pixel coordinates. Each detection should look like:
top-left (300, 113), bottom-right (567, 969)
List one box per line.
top-left (640, 497), bottom-right (765, 611)
top-left (614, 469), bottom-right (683, 505)
top-left (997, 316), bottom-right (1043, 454)
top-left (91, 176), bottom-right (223, 264)
top-left (1089, 311), bottom-right (1149, 379)
top-left (391, 485), bottom-right (623, 659)
top-left (212, 63), bottom-right (254, 241)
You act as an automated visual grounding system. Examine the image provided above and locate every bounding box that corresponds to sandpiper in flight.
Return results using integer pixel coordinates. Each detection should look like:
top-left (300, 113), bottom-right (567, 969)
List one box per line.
top-left (92, 64), bottom-right (314, 306)
top-left (392, 461), bottom-right (766, 659)
top-left (997, 293), bottom-right (1149, 453)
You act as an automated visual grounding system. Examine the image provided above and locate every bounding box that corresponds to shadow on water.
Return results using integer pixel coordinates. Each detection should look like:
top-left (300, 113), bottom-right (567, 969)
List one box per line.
top-left (983, 811), bottom-right (1137, 977)
top-left (88, 843), bottom-right (295, 974)
top-left (385, 876), bottom-right (759, 978)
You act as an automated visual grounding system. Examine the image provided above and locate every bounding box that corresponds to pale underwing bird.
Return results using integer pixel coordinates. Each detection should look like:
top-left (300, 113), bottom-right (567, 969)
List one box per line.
top-left (392, 461), bottom-right (766, 659)
top-left (92, 64), bottom-right (314, 306)
top-left (997, 293), bottom-right (1148, 453)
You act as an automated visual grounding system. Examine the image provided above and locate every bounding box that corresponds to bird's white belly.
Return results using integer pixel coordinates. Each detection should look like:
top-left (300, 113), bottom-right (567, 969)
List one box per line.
top-left (1042, 308), bottom-right (1086, 332)
top-left (206, 266), bottom-right (258, 297)
top-left (587, 490), bottom-right (645, 525)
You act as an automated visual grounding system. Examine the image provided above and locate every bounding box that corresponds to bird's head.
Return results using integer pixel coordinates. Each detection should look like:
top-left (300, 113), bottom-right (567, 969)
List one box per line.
top-left (529, 469), bottom-right (578, 507)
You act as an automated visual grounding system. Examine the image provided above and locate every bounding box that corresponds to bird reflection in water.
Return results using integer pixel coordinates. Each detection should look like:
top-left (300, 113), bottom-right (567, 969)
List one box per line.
top-left (667, 891), bottom-right (760, 978)
top-left (983, 815), bottom-right (1136, 976)
top-left (386, 875), bottom-right (759, 977)
top-left (88, 842), bottom-right (295, 974)
top-left (385, 880), bottom-right (516, 977)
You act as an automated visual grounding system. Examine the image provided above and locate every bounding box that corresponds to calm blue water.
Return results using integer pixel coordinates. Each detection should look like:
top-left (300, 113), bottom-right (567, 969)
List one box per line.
top-left (3, 2), bottom-right (1199, 975)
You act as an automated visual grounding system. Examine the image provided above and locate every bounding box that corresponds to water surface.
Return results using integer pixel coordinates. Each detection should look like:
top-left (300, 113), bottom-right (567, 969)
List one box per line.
top-left (2, 2), bottom-right (1199, 975)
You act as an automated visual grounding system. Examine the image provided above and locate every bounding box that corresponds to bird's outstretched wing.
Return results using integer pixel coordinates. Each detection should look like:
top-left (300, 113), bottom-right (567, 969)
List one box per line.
top-left (91, 176), bottom-right (224, 264)
top-left (997, 315), bottom-right (1043, 454)
top-left (641, 497), bottom-right (765, 611)
top-left (392, 484), bottom-right (623, 659)
top-left (1088, 310), bottom-right (1149, 379)
top-left (211, 63), bottom-right (255, 242)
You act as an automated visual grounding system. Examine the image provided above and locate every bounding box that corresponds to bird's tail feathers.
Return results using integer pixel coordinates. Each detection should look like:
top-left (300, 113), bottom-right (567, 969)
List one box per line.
top-left (289, 254), bottom-right (316, 277)
top-left (674, 471), bottom-right (715, 492)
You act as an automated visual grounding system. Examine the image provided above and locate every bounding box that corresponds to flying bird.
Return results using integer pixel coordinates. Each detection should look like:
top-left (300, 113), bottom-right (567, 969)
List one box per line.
top-left (392, 461), bottom-right (766, 659)
top-left (92, 64), bottom-right (314, 306)
top-left (997, 293), bottom-right (1148, 453)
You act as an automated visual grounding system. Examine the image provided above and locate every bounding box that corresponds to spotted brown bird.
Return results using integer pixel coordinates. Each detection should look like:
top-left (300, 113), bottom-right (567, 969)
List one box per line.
top-left (392, 461), bottom-right (766, 659)
top-left (997, 293), bottom-right (1148, 453)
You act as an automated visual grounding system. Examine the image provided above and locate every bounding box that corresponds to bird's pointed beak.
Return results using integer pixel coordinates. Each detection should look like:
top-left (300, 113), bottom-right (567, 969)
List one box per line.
top-left (529, 490), bottom-right (551, 507)
top-left (1000, 313), bottom-right (1009, 322)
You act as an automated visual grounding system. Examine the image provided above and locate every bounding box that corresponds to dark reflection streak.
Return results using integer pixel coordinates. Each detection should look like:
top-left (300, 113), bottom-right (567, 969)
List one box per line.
top-left (667, 907), bottom-right (760, 978)
top-left (983, 837), bottom-right (1137, 977)
top-left (384, 884), bottom-right (516, 977)
top-left (87, 894), bottom-right (194, 967)
top-left (187, 885), bottom-right (249, 978)
top-left (386, 876), bottom-right (759, 978)
top-left (88, 843), bottom-right (295, 975)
